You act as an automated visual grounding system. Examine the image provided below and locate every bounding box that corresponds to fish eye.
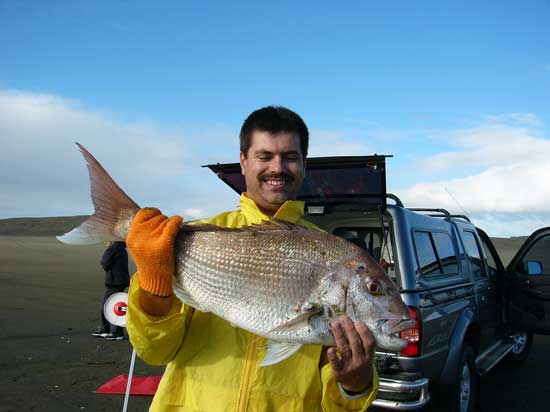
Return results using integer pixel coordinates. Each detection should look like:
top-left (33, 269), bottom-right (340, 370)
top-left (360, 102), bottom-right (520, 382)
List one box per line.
top-left (356, 263), bottom-right (367, 272)
top-left (366, 279), bottom-right (383, 295)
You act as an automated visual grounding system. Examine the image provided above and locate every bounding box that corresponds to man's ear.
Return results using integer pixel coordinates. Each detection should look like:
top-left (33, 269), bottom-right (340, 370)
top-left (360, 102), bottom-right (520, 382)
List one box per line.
top-left (239, 152), bottom-right (246, 176)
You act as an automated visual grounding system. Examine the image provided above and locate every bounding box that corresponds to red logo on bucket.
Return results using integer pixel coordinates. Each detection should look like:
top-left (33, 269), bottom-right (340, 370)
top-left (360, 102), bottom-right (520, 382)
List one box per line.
top-left (113, 301), bottom-right (127, 316)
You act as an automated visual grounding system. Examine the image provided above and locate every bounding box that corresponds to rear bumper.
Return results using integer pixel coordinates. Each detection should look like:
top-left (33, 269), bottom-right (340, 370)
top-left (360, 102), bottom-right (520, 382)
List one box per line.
top-left (371, 377), bottom-right (430, 411)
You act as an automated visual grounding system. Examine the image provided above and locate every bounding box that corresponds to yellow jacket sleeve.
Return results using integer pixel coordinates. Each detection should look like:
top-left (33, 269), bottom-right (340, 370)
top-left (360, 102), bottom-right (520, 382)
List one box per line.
top-left (321, 362), bottom-right (379, 412)
top-left (126, 274), bottom-right (195, 366)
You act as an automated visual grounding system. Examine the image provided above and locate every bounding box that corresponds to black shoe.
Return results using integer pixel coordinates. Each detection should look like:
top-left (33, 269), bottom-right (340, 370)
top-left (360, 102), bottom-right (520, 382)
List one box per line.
top-left (92, 329), bottom-right (110, 338)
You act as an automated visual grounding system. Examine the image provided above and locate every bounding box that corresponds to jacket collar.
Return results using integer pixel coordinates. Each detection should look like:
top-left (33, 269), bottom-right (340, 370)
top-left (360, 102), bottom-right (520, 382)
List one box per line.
top-left (240, 193), bottom-right (305, 223)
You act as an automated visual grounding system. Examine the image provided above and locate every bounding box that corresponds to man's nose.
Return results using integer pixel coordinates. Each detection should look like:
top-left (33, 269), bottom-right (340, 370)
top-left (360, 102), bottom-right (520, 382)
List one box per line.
top-left (268, 156), bottom-right (285, 174)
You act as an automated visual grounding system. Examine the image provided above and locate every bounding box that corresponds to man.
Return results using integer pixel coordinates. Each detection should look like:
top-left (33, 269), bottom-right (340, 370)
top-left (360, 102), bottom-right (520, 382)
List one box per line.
top-left (126, 106), bottom-right (379, 411)
top-left (92, 241), bottom-right (129, 340)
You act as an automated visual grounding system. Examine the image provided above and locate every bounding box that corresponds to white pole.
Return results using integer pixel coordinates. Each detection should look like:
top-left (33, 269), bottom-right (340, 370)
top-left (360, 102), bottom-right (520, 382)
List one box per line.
top-left (122, 348), bottom-right (137, 412)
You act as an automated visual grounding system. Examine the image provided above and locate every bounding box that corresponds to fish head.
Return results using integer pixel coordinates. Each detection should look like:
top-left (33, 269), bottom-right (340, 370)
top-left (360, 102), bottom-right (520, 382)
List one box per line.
top-left (342, 255), bottom-right (414, 351)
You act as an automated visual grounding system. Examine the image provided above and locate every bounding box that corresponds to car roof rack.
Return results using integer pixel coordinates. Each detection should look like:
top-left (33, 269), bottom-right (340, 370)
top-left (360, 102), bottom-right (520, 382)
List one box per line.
top-left (408, 208), bottom-right (452, 218)
top-left (449, 214), bottom-right (472, 223)
top-left (386, 193), bottom-right (404, 207)
top-left (408, 208), bottom-right (472, 223)
top-left (385, 194), bottom-right (472, 222)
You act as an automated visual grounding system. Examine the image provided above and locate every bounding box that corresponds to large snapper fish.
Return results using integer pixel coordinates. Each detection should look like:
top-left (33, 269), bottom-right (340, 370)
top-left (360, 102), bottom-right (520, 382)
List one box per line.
top-left (58, 144), bottom-right (414, 366)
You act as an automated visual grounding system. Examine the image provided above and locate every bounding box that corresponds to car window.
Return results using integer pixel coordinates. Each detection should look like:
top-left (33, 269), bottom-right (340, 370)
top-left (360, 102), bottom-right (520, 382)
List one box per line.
top-left (413, 231), bottom-right (442, 276)
top-left (333, 227), bottom-right (399, 284)
top-left (333, 227), bottom-right (383, 259)
top-left (462, 230), bottom-right (486, 277)
top-left (432, 232), bottom-right (459, 275)
top-left (413, 230), bottom-right (459, 278)
top-left (520, 234), bottom-right (550, 276)
top-left (479, 236), bottom-right (498, 278)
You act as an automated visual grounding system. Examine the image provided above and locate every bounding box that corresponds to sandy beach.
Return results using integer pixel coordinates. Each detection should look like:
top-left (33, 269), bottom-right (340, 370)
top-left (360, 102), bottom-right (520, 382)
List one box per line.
top-left (0, 235), bottom-right (160, 412)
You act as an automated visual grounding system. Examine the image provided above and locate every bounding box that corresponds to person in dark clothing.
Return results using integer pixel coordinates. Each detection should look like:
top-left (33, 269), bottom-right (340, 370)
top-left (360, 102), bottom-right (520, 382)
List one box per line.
top-left (92, 241), bottom-right (130, 340)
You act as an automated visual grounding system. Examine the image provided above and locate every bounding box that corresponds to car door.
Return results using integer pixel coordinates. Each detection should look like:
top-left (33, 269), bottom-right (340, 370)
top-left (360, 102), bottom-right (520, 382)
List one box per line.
top-left (462, 229), bottom-right (498, 348)
top-left (506, 227), bottom-right (550, 334)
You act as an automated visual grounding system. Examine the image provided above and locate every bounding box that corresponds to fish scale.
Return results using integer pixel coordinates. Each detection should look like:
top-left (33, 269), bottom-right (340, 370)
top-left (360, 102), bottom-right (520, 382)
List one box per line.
top-left (172, 226), bottom-right (358, 344)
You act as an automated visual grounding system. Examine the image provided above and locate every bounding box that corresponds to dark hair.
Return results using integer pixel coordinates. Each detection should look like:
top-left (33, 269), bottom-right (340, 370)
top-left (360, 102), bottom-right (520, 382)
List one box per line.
top-left (239, 106), bottom-right (309, 159)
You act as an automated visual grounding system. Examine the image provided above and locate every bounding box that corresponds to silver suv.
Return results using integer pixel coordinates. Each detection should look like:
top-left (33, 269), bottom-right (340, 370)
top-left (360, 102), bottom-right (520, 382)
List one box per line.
top-left (207, 155), bottom-right (550, 412)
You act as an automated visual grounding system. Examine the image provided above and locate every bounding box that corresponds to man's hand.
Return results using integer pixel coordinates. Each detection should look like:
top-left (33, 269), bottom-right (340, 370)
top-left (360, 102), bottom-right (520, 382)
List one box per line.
top-left (127, 208), bottom-right (182, 313)
top-left (328, 316), bottom-right (375, 394)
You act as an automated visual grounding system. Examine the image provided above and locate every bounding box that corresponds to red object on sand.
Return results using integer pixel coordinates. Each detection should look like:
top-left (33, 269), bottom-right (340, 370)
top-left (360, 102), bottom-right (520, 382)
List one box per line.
top-left (96, 374), bottom-right (161, 396)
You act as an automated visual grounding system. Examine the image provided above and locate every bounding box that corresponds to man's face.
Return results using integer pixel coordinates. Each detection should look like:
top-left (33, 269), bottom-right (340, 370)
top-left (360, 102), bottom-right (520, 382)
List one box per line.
top-left (240, 130), bottom-right (305, 215)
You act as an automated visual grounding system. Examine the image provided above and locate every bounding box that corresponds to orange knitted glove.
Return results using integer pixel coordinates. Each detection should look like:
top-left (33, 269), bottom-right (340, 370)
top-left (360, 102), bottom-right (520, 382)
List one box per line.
top-left (126, 208), bottom-right (183, 297)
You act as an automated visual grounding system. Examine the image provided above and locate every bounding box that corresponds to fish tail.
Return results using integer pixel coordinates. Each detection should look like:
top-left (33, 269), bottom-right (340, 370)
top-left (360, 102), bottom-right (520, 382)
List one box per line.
top-left (56, 143), bottom-right (140, 245)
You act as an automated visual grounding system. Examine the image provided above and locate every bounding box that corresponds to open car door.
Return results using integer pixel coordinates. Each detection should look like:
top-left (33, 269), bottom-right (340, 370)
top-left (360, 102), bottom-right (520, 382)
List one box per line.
top-left (506, 227), bottom-right (550, 334)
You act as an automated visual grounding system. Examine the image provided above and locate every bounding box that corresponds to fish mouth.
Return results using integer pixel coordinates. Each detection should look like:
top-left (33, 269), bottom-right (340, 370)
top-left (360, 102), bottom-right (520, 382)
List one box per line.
top-left (379, 318), bottom-right (415, 340)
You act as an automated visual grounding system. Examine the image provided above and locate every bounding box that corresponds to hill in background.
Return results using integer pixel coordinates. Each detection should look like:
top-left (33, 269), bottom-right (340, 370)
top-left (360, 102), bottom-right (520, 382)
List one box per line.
top-left (0, 216), bottom-right (89, 236)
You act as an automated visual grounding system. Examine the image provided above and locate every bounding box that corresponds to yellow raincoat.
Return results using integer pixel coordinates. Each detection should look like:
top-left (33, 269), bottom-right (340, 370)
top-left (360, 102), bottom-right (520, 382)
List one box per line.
top-left (126, 193), bottom-right (379, 412)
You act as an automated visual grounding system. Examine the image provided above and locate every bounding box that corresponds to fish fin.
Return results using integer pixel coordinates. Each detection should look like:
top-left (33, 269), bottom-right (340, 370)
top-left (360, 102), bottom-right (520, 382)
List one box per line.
top-left (57, 143), bottom-right (140, 245)
top-left (179, 218), bottom-right (310, 234)
top-left (266, 218), bottom-right (311, 231)
top-left (260, 341), bottom-right (303, 367)
top-left (268, 307), bottom-right (323, 334)
top-left (173, 284), bottom-right (207, 312)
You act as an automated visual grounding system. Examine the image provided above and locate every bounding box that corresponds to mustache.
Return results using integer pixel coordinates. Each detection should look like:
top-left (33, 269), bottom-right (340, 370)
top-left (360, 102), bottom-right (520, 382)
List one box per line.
top-left (260, 173), bottom-right (294, 182)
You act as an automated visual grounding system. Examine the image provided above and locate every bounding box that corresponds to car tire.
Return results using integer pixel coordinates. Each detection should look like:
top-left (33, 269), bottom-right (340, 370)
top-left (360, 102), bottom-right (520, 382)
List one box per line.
top-left (435, 345), bottom-right (477, 412)
top-left (507, 331), bottom-right (533, 363)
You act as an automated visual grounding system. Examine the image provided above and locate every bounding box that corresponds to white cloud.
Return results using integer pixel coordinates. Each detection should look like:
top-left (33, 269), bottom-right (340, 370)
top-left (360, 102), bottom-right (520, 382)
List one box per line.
top-left (471, 213), bottom-right (550, 238)
top-left (399, 162), bottom-right (550, 214)
top-left (0, 89), bottom-right (239, 219)
top-left (2, 92), bottom-right (548, 238)
top-left (413, 123), bottom-right (549, 175)
top-left (0, 90), bottom-right (190, 177)
top-left (394, 114), bottom-right (550, 236)
top-left (309, 130), bottom-right (371, 157)
top-left (483, 113), bottom-right (543, 128)
top-left (180, 208), bottom-right (207, 221)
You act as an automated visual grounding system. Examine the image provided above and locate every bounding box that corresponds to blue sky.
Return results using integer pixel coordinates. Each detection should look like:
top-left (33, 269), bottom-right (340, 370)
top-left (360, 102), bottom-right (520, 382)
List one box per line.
top-left (1, 0), bottom-right (550, 237)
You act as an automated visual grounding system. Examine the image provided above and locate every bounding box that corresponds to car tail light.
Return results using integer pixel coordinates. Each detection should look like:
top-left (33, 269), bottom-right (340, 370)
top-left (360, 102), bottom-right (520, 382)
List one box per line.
top-left (399, 306), bottom-right (421, 357)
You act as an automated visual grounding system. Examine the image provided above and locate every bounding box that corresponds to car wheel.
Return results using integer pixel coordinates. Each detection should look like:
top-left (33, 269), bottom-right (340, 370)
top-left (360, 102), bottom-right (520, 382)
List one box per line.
top-left (435, 346), bottom-right (478, 412)
top-left (455, 346), bottom-right (477, 412)
top-left (507, 331), bottom-right (533, 363)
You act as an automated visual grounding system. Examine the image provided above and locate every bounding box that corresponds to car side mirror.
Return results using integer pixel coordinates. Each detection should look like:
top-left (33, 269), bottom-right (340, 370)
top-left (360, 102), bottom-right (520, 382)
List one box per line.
top-left (525, 260), bottom-right (543, 276)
